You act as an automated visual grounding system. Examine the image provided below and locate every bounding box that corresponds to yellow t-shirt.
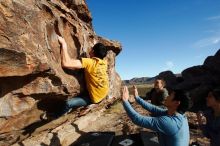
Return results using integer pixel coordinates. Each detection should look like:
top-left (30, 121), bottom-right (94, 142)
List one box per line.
top-left (81, 57), bottom-right (109, 103)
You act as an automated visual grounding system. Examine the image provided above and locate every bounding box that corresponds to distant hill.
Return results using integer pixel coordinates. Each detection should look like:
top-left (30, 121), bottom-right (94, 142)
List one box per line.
top-left (123, 73), bottom-right (181, 85)
top-left (123, 77), bottom-right (155, 85)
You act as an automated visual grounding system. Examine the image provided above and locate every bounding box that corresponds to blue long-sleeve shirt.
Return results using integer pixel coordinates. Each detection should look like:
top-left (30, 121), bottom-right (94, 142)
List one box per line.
top-left (123, 96), bottom-right (189, 146)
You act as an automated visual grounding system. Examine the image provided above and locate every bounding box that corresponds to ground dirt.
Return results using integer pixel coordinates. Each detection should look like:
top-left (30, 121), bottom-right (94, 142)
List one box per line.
top-left (82, 101), bottom-right (210, 146)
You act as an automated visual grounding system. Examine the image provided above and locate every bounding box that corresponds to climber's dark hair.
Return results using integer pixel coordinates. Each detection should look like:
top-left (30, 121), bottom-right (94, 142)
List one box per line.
top-left (92, 43), bottom-right (108, 59)
top-left (171, 89), bottom-right (190, 114)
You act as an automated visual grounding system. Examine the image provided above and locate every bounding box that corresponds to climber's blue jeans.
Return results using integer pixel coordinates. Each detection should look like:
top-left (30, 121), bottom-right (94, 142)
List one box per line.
top-left (57, 96), bottom-right (91, 117)
top-left (66, 96), bottom-right (91, 109)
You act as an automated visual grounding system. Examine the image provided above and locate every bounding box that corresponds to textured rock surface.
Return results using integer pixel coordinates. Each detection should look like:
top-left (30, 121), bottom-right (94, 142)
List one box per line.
top-left (157, 71), bottom-right (178, 89)
top-left (8, 101), bottom-right (209, 146)
top-left (0, 0), bottom-right (122, 138)
top-left (157, 49), bottom-right (220, 110)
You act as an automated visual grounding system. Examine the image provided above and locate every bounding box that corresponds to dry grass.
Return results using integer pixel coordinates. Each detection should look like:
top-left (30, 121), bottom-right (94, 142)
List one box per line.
top-left (127, 84), bottom-right (153, 98)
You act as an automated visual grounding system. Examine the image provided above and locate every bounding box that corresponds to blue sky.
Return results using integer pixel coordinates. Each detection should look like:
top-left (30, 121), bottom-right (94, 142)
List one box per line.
top-left (87, 0), bottom-right (220, 80)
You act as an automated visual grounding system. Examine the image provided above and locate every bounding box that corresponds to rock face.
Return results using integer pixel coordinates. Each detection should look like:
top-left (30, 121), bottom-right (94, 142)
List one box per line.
top-left (157, 71), bottom-right (179, 89)
top-left (0, 0), bottom-right (121, 136)
top-left (157, 49), bottom-right (220, 110)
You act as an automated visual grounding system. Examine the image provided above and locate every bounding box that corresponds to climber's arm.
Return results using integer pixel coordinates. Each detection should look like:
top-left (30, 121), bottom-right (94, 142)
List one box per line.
top-left (58, 36), bottom-right (83, 70)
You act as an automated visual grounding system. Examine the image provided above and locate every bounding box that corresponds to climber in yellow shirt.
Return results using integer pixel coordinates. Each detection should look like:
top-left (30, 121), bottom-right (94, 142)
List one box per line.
top-left (57, 36), bottom-right (109, 116)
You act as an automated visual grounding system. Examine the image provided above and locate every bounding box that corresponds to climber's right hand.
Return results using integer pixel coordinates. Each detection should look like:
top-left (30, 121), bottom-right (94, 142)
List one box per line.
top-left (57, 35), bottom-right (67, 47)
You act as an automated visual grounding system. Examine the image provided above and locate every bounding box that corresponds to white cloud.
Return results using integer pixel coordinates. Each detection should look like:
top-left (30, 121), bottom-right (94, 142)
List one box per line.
top-left (213, 39), bottom-right (220, 44)
top-left (165, 61), bottom-right (174, 69)
top-left (193, 37), bottom-right (220, 48)
top-left (195, 54), bottom-right (203, 59)
top-left (204, 30), bottom-right (215, 33)
top-left (206, 15), bottom-right (220, 20)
